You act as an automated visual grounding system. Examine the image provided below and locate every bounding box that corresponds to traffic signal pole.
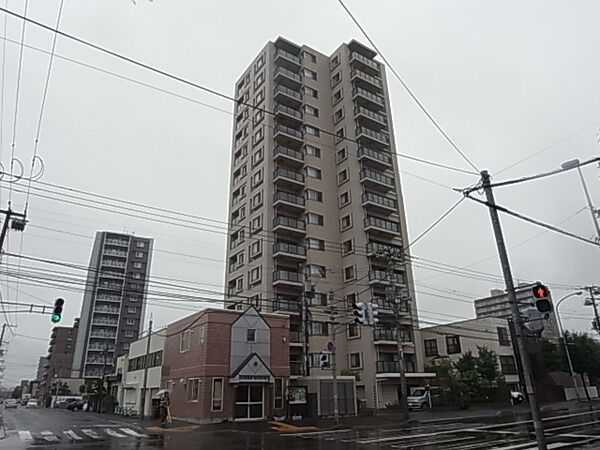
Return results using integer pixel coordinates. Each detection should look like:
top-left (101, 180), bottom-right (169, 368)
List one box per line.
top-left (583, 286), bottom-right (600, 338)
top-left (328, 292), bottom-right (340, 426)
top-left (481, 170), bottom-right (547, 449)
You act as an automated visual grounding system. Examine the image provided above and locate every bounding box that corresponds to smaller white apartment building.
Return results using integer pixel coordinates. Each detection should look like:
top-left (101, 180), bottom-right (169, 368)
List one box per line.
top-left (115, 329), bottom-right (165, 417)
top-left (421, 317), bottom-right (520, 388)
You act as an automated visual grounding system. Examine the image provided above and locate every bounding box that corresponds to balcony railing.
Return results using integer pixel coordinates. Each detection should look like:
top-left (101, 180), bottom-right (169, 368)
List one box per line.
top-left (273, 297), bottom-right (302, 313)
top-left (350, 51), bottom-right (380, 71)
top-left (274, 191), bottom-right (305, 206)
top-left (368, 269), bottom-right (404, 284)
top-left (104, 249), bottom-right (127, 258)
top-left (353, 87), bottom-right (385, 106)
top-left (228, 262), bottom-right (243, 273)
top-left (274, 145), bottom-right (304, 162)
top-left (96, 295), bottom-right (121, 303)
top-left (351, 69), bottom-right (383, 87)
top-left (273, 216), bottom-right (306, 231)
top-left (354, 106), bottom-right (387, 125)
top-left (362, 192), bottom-right (396, 209)
top-left (274, 167), bottom-right (304, 184)
top-left (289, 330), bottom-right (302, 343)
top-left (371, 297), bottom-right (396, 311)
top-left (275, 124), bottom-right (303, 140)
top-left (274, 66), bottom-right (302, 82)
top-left (98, 283), bottom-right (122, 291)
top-left (367, 241), bottom-right (403, 256)
top-left (275, 49), bottom-right (301, 65)
top-left (365, 216), bottom-right (401, 233)
top-left (374, 328), bottom-right (396, 341)
top-left (89, 333), bottom-right (117, 339)
top-left (274, 84), bottom-right (302, 100)
top-left (358, 146), bottom-right (392, 166)
top-left (290, 361), bottom-right (303, 376)
top-left (360, 168), bottom-right (394, 187)
top-left (273, 270), bottom-right (302, 283)
top-left (376, 361), bottom-right (400, 373)
top-left (356, 127), bottom-right (389, 144)
top-left (92, 320), bottom-right (118, 327)
top-left (94, 307), bottom-right (120, 314)
top-left (275, 103), bottom-right (303, 119)
top-left (273, 242), bottom-right (306, 257)
top-left (105, 239), bottom-right (129, 247)
top-left (101, 259), bottom-right (126, 268)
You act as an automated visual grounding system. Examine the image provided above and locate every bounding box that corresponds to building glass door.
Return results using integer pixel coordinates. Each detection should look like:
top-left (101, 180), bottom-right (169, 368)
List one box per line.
top-left (235, 385), bottom-right (263, 420)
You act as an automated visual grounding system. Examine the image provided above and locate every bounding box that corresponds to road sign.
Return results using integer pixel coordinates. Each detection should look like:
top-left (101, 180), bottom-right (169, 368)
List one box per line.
top-left (326, 341), bottom-right (335, 352)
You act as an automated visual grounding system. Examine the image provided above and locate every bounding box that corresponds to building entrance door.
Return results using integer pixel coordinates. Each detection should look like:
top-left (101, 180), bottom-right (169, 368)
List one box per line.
top-left (234, 385), bottom-right (264, 420)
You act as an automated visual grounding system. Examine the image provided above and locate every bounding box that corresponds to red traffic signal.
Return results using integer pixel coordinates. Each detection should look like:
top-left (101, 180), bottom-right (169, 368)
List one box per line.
top-left (532, 284), bottom-right (553, 313)
top-left (532, 285), bottom-right (550, 299)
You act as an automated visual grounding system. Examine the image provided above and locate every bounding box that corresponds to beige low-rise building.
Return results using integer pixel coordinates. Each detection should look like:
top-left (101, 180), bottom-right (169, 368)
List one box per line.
top-left (421, 317), bottom-right (520, 388)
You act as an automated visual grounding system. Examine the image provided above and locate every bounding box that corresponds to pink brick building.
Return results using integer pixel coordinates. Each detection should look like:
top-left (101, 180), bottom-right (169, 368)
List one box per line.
top-left (162, 306), bottom-right (290, 422)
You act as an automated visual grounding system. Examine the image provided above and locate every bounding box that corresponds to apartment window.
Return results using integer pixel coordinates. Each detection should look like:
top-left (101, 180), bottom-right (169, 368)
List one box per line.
top-left (247, 329), bottom-right (256, 342)
top-left (349, 352), bottom-right (362, 369)
top-left (187, 378), bottom-right (200, 402)
top-left (250, 239), bottom-right (262, 257)
top-left (254, 71), bottom-right (265, 89)
top-left (123, 343), bottom-right (129, 351)
top-left (249, 266), bottom-right (261, 283)
top-left (339, 191), bottom-right (351, 207)
top-left (252, 147), bottom-right (263, 167)
top-left (255, 89), bottom-right (264, 105)
top-left (310, 292), bottom-right (328, 306)
top-left (254, 53), bottom-right (265, 71)
top-left (340, 214), bottom-right (352, 230)
top-left (344, 265), bottom-right (356, 281)
top-left (127, 306), bottom-right (137, 314)
top-left (308, 264), bottom-right (326, 278)
top-left (305, 166), bottom-right (322, 179)
top-left (303, 68), bottom-right (317, 80)
top-left (303, 51), bottom-right (316, 63)
top-left (180, 330), bottom-right (192, 353)
top-left (497, 327), bottom-right (511, 346)
top-left (125, 330), bottom-right (134, 338)
top-left (304, 105), bottom-right (319, 117)
top-left (336, 147), bottom-right (347, 163)
top-left (332, 71), bottom-right (341, 86)
top-left (126, 318), bottom-right (135, 326)
top-left (424, 339), bottom-right (438, 357)
top-left (253, 109), bottom-right (264, 126)
top-left (253, 127), bottom-right (264, 146)
top-left (129, 295), bottom-right (139, 302)
top-left (331, 54), bottom-right (340, 68)
top-left (236, 277), bottom-right (244, 291)
top-left (251, 191), bottom-right (263, 210)
top-left (345, 293), bottom-right (357, 308)
top-left (304, 125), bottom-right (320, 137)
top-left (500, 356), bottom-right (518, 375)
top-left (251, 169), bottom-right (264, 187)
top-left (135, 252), bottom-right (144, 258)
top-left (306, 213), bottom-right (324, 226)
top-left (303, 86), bottom-right (318, 98)
top-left (133, 262), bottom-right (143, 269)
top-left (338, 168), bottom-right (349, 184)
top-left (446, 335), bottom-right (461, 354)
top-left (274, 378), bottom-right (284, 409)
top-left (211, 378), bottom-right (224, 411)
top-left (334, 107), bottom-right (344, 123)
top-left (305, 145), bottom-right (321, 158)
top-left (348, 323), bottom-right (360, 338)
top-left (335, 127), bottom-right (345, 144)
top-left (306, 238), bottom-right (325, 250)
top-left (136, 241), bottom-right (145, 248)
top-left (311, 321), bottom-right (329, 336)
top-left (132, 273), bottom-right (141, 280)
top-left (333, 88), bottom-right (342, 104)
top-left (342, 239), bottom-right (354, 255)
top-left (251, 215), bottom-right (262, 233)
top-left (305, 189), bottom-right (323, 202)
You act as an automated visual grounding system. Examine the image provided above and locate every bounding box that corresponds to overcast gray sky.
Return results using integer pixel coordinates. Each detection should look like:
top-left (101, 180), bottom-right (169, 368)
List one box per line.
top-left (0, 0), bottom-right (599, 386)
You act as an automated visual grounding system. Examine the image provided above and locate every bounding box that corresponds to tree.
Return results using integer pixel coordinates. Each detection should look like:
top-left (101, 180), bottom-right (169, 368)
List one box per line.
top-left (79, 384), bottom-right (86, 394)
top-left (11, 386), bottom-right (22, 399)
top-left (476, 346), bottom-right (502, 387)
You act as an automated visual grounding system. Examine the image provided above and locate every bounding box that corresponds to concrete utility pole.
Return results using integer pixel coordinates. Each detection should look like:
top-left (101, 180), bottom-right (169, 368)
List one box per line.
top-left (0, 206), bottom-right (26, 254)
top-left (329, 291), bottom-right (339, 425)
top-left (555, 292), bottom-right (583, 401)
top-left (583, 286), bottom-right (600, 337)
top-left (481, 170), bottom-right (547, 449)
top-left (381, 248), bottom-right (408, 422)
top-left (302, 267), bottom-right (313, 378)
top-left (139, 316), bottom-right (153, 420)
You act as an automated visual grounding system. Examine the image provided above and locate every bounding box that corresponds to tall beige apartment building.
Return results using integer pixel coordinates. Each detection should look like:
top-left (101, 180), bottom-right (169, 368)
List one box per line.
top-left (225, 37), bottom-right (425, 409)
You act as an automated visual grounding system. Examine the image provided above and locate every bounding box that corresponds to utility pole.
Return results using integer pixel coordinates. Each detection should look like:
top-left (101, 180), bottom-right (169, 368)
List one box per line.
top-left (139, 316), bottom-right (153, 420)
top-left (0, 206), bottom-right (27, 254)
top-left (380, 248), bottom-right (408, 422)
top-left (583, 286), bottom-right (600, 337)
top-left (481, 170), bottom-right (547, 449)
top-left (329, 291), bottom-right (339, 425)
top-left (302, 267), bottom-right (313, 378)
top-left (0, 323), bottom-right (7, 349)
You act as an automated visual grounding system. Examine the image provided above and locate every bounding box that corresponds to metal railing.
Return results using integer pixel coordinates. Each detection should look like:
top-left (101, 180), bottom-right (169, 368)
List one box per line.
top-left (274, 191), bottom-right (305, 206)
top-left (275, 49), bottom-right (301, 65)
top-left (367, 241), bottom-right (403, 255)
top-left (273, 270), bottom-right (302, 283)
top-left (105, 239), bottom-right (129, 247)
top-left (350, 51), bottom-right (380, 70)
top-left (290, 361), bottom-right (303, 375)
top-left (274, 145), bottom-right (304, 161)
top-left (351, 69), bottom-right (382, 87)
top-left (275, 103), bottom-right (303, 119)
top-left (274, 66), bottom-right (302, 82)
top-left (273, 297), bottom-right (302, 313)
top-left (369, 269), bottom-right (404, 284)
top-left (376, 361), bottom-right (400, 373)
top-left (289, 331), bottom-right (302, 343)
top-left (273, 242), bottom-right (306, 256)
top-left (356, 127), bottom-right (389, 144)
top-left (360, 168), bottom-right (394, 187)
top-left (101, 260), bottom-right (126, 268)
top-left (274, 124), bottom-right (303, 140)
top-left (274, 167), bottom-right (304, 183)
top-left (274, 84), bottom-right (302, 100)
top-left (354, 106), bottom-right (387, 124)
top-left (358, 146), bottom-right (392, 165)
top-left (352, 87), bottom-right (385, 106)
top-left (362, 192), bottom-right (396, 209)
top-left (273, 216), bottom-right (306, 230)
top-left (374, 328), bottom-right (396, 341)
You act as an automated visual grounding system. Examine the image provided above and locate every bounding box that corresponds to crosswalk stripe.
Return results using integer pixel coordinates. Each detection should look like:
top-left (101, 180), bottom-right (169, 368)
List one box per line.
top-left (119, 427), bottom-right (147, 438)
top-left (104, 428), bottom-right (127, 438)
top-left (40, 431), bottom-right (60, 442)
top-left (81, 428), bottom-right (104, 440)
top-left (18, 431), bottom-right (32, 442)
top-left (63, 430), bottom-right (84, 440)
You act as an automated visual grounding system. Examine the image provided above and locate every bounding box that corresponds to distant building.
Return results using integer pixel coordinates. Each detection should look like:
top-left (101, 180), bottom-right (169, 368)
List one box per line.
top-left (40, 319), bottom-right (79, 397)
top-left (35, 356), bottom-right (48, 381)
top-left (421, 317), bottom-right (520, 389)
top-left (162, 307), bottom-right (290, 423)
top-left (474, 283), bottom-right (560, 339)
top-left (71, 231), bottom-right (154, 379)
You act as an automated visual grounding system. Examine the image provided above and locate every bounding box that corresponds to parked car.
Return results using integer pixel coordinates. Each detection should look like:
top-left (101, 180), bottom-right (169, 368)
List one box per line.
top-left (25, 399), bottom-right (39, 409)
top-left (407, 386), bottom-right (442, 409)
top-left (67, 400), bottom-right (87, 411)
top-left (55, 398), bottom-right (80, 409)
top-left (4, 399), bottom-right (18, 409)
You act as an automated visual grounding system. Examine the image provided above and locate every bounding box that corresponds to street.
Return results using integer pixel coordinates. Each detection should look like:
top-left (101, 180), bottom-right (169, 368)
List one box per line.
top-left (3, 405), bottom-right (600, 449)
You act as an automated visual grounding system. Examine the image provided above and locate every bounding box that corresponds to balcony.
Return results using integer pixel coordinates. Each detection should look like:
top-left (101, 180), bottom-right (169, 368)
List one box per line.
top-left (366, 241), bottom-right (403, 257)
top-left (358, 147), bottom-right (391, 168)
top-left (274, 49), bottom-right (301, 69)
top-left (274, 124), bottom-right (304, 146)
top-left (100, 271), bottom-right (124, 280)
top-left (362, 192), bottom-right (397, 213)
top-left (289, 331), bottom-right (303, 344)
top-left (105, 238), bottom-right (129, 247)
top-left (350, 51), bottom-right (381, 74)
top-left (273, 242), bottom-right (306, 260)
top-left (351, 69), bottom-right (383, 90)
top-left (290, 361), bottom-right (303, 376)
top-left (101, 259), bottom-right (126, 269)
top-left (360, 168), bottom-right (394, 190)
top-left (274, 66), bottom-right (302, 87)
top-left (274, 84), bottom-right (302, 107)
top-left (273, 270), bottom-right (303, 286)
top-left (354, 106), bottom-right (387, 128)
top-left (356, 127), bottom-right (389, 147)
top-left (373, 328), bottom-right (396, 343)
top-left (96, 294), bottom-right (121, 302)
top-left (273, 167), bottom-right (304, 188)
top-left (274, 146), bottom-right (304, 166)
top-left (376, 361), bottom-right (400, 373)
top-left (89, 332), bottom-right (117, 339)
top-left (228, 261), bottom-right (244, 273)
top-left (88, 346), bottom-right (115, 352)
top-left (91, 320), bottom-right (118, 327)
top-left (103, 249), bottom-right (127, 258)
top-left (98, 282), bottom-right (123, 291)
top-left (368, 269), bottom-right (404, 285)
top-left (273, 216), bottom-right (306, 234)
top-left (273, 296), bottom-right (302, 314)
top-left (274, 191), bottom-right (305, 211)
top-left (94, 307), bottom-right (120, 314)
top-left (275, 103), bottom-right (303, 124)
top-left (352, 87), bottom-right (385, 109)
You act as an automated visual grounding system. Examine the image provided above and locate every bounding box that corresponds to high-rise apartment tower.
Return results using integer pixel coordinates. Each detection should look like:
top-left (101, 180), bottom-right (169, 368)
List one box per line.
top-left (224, 37), bottom-right (423, 408)
top-left (71, 231), bottom-right (153, 379)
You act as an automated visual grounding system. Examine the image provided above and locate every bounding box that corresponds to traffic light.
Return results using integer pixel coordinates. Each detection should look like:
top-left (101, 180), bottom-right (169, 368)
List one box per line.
top-left (51, 298), bottom-right (64, 323)
top-left (353, 302), bottom-right (366, 325)
top-left (367, 303), bottom-right (380, 325)
top-left (532, 284), bottom-right (553, 313)
top-left (319, 352), bottom-right (330, 369)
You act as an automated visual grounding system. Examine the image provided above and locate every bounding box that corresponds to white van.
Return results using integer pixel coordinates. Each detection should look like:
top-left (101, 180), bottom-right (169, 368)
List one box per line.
top-left (407, 386), bottom-right (441, 409)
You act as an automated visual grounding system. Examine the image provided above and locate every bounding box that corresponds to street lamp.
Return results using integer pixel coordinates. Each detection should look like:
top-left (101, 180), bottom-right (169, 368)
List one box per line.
top-left (561, 159), bottom-right (600, 242)
top-left (555, 291), bottom-right (583, 400)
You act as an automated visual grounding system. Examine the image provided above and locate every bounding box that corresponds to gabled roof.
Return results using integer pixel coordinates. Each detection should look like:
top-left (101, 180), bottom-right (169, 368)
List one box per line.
top-left (230, 352), bottom-right (274, 379)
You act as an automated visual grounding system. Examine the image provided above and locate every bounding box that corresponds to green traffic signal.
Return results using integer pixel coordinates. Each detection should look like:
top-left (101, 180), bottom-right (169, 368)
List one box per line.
top-left (50, 298), bottom-right (65, 324)
top-left (51, 314), bottom-right (61, 323)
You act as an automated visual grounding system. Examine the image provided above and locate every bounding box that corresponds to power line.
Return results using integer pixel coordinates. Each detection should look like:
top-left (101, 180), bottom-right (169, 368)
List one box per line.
top-left (405, 197), bottom-right (464, 250)
top-left (336, 0), bottom-right (480, 173)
